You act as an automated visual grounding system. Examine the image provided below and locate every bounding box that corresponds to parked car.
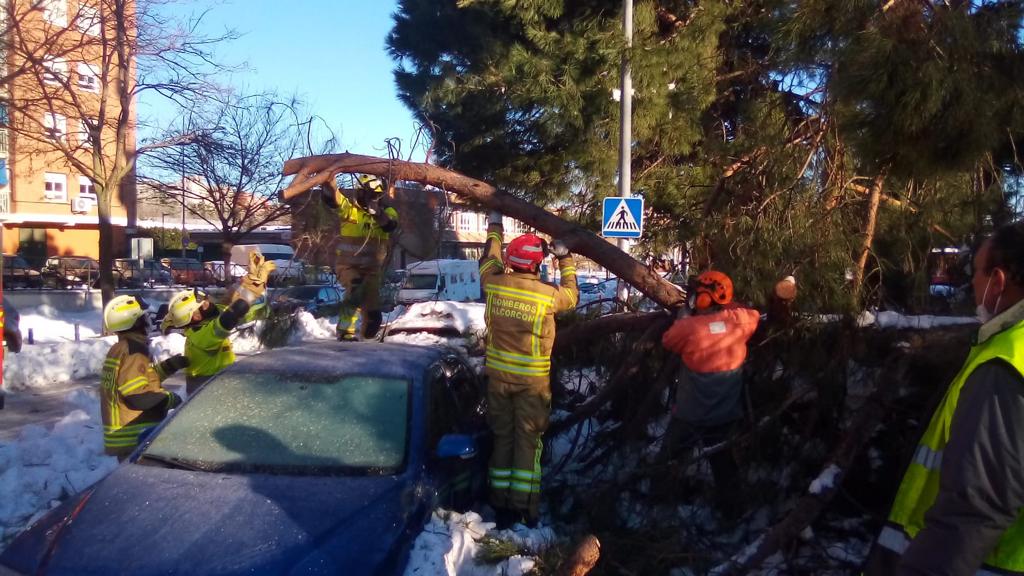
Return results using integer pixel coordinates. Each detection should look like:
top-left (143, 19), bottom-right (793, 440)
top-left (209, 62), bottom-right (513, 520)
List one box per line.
top-left (0, 341), bottom-right (489, 576)
top-left (114, 259), bottom-right (173, 288)
top-left (397, 260), bottom-right (480, 304)
top-left (160, 257), bottom-right (216, 287)
top-left (2, 254), bottom-right (43, 289)
top-left (271, 284), bottom-right (343, 318)
top-left (203, 260), bottom-right (248, 286)
top-left (41, 256), bottom-right (115, 289)
top-left (230, 244), bottom-right (304, 285)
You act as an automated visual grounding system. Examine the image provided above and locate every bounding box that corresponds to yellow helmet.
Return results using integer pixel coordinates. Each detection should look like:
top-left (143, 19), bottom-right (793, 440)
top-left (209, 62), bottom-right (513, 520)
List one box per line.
top-left (103, 295), bottom-right (149, 333)
top-left (162, 289), bottom-right (204, 331)
top-left (356, 174), bottom-right (384, 193)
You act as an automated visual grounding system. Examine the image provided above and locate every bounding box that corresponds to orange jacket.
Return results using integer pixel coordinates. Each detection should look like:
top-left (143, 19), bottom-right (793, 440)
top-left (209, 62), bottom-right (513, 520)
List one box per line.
top-left (661, 306), bottom-right (760, 374)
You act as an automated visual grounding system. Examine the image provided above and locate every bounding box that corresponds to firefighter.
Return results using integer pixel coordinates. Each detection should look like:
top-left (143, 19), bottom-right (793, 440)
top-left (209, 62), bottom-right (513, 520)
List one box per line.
top-left (320, 174), bottom-right (399, 341)
top-left (101, 295), bottom-right (188, 460)
top-left (161, 251), bottom-right (275, 394)
top-left (658, 271), bottom-right (762, 516)
top-left (480, 210), bottom-right (578, 529)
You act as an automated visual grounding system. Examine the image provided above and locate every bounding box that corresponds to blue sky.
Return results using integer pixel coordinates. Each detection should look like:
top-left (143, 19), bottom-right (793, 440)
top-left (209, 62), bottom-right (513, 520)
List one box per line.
top-left (138, 0), bottom-right (420, 157)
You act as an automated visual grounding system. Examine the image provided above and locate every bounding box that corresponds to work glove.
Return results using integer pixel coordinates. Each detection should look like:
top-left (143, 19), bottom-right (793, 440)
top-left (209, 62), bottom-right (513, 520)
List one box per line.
top-left (235, 251), bottom-right (277, 304)
top-left (488, 211), bottom-right (503, 226)
top-left (550, 239), bottom-right (570, 258)
top-left (159, 354), bottom-right (189, 377)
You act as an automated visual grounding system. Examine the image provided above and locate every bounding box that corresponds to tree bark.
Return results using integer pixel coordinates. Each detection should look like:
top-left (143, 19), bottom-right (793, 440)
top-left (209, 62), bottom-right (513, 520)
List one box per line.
top-left (221, 239), bottom-right (234, 284)
top-left (97, 188), bottom-right (116, 304)
top-left (557, 535), bottom-right (601, 576)
top-left (282, 154), bottom-right (685, 309)
top-left (853, 171), bottom-right (887, 301)
top-left (554, 311), bottom-right (668, 354)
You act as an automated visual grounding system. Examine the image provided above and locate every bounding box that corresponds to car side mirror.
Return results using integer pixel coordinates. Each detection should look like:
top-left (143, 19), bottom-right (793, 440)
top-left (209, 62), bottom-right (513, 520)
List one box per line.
top-left (436, 434), bottom-right (476, 460)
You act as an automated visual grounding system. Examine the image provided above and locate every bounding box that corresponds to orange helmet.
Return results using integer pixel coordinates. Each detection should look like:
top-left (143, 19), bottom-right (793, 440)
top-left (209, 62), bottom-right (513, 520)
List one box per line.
top-left (694, 270), bottom-right (733, 310)
top-left (506, 234), bottom-right (546, 271)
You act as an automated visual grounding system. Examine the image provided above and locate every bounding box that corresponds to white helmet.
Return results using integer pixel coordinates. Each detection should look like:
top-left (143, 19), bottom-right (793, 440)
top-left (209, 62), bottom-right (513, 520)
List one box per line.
top-left (104, 295), bottom-right (149, 333)
top-left (162, 289), bottom-right (204, 331)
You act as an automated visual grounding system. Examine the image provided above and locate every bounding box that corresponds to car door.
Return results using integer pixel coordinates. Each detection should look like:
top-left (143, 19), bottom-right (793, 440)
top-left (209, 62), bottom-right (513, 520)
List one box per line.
top-left (425, 356), bottom-right (489, 511)
top-left (319, 287), bottom-right (340, 317)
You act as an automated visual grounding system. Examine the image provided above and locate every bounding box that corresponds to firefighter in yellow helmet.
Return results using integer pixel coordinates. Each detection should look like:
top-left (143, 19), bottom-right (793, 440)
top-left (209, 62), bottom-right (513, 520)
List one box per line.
top-left (479, 211), bottom-right (578, 528)
top-left (101, 295), bottom-right (188, 460)
top-left (161, 251), bottom-right (275, 394)
top-left (320, 173), bottom-right (399, 340)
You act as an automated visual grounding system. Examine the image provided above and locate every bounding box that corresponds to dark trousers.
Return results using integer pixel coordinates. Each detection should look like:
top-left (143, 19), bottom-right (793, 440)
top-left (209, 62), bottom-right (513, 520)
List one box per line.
top-left (659, 418), bottom-right (742, 510)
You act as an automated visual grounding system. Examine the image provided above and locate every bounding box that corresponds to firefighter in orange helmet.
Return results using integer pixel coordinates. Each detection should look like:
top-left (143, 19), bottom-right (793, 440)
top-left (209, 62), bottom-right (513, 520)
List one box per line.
top-left (480, 211), bottom-right (578, 529)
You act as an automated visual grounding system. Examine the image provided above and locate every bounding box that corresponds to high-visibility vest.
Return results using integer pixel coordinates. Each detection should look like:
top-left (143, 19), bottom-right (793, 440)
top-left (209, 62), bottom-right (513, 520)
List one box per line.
top-left (336, 195), bottom-right (397, 268)
top-left (877, 318), bottom-right (1024, 572)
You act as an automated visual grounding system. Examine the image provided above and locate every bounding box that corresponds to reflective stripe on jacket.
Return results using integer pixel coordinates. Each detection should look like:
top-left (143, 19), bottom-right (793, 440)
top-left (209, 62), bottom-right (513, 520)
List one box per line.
top-left (100, 336), bottom-right (178, 456)
top-left (336, 193), bottom-right (398, 268)
top-left (479, 223), bottom-right (578, 388)
top-left (878, 310), bottom-right (1024, 573)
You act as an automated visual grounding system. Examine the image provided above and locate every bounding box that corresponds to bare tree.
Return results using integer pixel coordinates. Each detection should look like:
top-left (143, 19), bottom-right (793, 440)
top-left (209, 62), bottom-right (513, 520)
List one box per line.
top-left (140, 93), bottom-right (304, 282)
top-left (4, 0), bottom-right (234, 302)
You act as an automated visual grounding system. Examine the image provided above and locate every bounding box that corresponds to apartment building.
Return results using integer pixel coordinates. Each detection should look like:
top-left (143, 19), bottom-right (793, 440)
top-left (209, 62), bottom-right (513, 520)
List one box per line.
top-left (0, 0), bottom-right (136, 266)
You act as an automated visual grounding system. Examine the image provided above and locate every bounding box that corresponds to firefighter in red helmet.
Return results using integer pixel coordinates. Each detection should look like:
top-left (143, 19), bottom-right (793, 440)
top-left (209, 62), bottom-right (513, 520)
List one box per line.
top-left (479, 211), bottom-right (578, 529)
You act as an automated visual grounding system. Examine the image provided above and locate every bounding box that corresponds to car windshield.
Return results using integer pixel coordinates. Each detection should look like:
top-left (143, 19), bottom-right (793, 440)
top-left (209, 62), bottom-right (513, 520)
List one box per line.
top-left (141, 372), bottom-right (409, 475)
top-left (7, 256), bottom-right (29, 268)
top-left (403, 274), bottom-right (438, 290)
top-left (261, 252), bottom-right (293, 261)
top-left (279, 286), bottom-right (320, 299)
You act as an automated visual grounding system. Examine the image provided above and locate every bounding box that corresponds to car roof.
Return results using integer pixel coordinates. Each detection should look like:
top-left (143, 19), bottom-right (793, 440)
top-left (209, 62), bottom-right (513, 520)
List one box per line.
top-left (222, 341), bottom-right (449, 380)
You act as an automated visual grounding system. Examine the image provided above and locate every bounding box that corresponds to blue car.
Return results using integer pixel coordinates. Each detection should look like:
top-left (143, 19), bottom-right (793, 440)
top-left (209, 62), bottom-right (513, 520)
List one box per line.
top-left (0, 342), bottom-right (489, 575)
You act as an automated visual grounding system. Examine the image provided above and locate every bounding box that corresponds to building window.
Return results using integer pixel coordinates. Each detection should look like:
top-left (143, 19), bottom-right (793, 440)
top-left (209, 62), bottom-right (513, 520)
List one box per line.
top-left (75, 4), bottom-right (100, 35)
top-left (43, 113), bottom-right (66, 140)
top-left (44, 172), bottom-right (67, 202)
top-left (40, 0), bottom-right (67, 26)
top-left (42, 56), bottom-right (68, 85)
top-left (78, 176), bottom-right (96, 198)
top-left (77, 118), bottom-right (95, 148)
top-left (76, 63), bottom-right (99, 92)
top-left (0, 102), bottom-right (8, 126)
top-left (458, 211), bottom-right (475, 232)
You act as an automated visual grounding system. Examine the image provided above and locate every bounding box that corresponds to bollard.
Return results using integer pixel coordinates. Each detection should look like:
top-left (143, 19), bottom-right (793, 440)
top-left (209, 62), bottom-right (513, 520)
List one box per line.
top-left (74, 322), bottom-right (80, 342)
top-left (27, 328), bottom-right (33, 345)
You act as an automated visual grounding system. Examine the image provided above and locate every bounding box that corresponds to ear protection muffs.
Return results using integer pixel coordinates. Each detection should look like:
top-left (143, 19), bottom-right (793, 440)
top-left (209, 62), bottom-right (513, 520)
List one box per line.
top-left (694, 291), bottom-right (714, 310)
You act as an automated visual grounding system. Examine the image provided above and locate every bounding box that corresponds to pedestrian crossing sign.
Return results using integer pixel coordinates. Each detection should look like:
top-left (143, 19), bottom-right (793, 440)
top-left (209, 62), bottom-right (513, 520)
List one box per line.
top-left (601, 196), bottom-right (644, 239)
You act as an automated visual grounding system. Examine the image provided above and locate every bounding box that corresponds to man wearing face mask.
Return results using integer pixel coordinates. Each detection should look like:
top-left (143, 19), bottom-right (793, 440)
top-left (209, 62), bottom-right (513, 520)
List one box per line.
top-left (865, 221), bottom-right (1024, 575)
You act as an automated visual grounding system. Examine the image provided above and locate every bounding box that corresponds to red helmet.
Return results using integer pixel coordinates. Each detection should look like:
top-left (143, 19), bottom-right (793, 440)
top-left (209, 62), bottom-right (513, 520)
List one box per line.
top-left (694, 270), bottom-right (734, 310)
top-left (506, 234), bottom-right (546, 271)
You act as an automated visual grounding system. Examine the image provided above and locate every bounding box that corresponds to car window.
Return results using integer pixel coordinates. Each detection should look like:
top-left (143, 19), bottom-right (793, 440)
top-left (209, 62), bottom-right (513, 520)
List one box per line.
top-left (142, 373), bottom-right (409, 475)
top-left (427, 367), bottom-right (460, 450)
top-left (443, 357), bottom-right (486, 429)
top-left (404, 274), bottom-right (438, 290)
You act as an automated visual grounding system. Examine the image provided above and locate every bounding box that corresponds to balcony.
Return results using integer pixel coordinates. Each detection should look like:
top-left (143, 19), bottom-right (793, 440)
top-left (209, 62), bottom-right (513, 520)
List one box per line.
top-left (0, 129), bottom-right (8, 157)
top-left (0, 187), bottom-right (10, 215)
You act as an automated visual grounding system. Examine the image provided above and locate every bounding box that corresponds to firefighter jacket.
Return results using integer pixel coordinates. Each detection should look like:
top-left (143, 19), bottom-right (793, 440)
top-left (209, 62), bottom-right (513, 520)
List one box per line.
top-left (100, 334), bottom-right (180, 457)
top-left (336, 193), bottom-right (399, 269)
top-left (661, 306), bottom-right (760, 427)
top-left (184, 299), bottom-right (259, 379)
top-left (866, 299), bottom-right (1024, 575)
top-left (479, 223), bottom-right (578, 389)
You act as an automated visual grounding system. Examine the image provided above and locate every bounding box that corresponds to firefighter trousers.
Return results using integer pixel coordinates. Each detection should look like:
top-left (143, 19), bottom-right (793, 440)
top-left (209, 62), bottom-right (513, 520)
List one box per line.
top-left (335, 264), bottom-right (383, 339)
top-left (486, 376), bottom-right (551, 521)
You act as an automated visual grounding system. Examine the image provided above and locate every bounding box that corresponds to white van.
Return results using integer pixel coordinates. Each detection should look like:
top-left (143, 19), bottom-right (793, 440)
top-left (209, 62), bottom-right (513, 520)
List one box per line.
top-left (230, 244), bottom-right (303, 280)
top-left (397, 260), bottom-right (481, 304)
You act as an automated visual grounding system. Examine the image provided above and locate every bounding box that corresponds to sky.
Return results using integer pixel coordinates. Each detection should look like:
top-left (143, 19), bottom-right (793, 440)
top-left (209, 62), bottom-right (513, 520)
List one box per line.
top-left (137, 0), bottom-right (421, 158)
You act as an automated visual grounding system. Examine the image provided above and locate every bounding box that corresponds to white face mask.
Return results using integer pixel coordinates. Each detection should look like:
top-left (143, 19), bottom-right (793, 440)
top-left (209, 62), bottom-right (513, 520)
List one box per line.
top-left (976, 275), bottom-right (1003, 324)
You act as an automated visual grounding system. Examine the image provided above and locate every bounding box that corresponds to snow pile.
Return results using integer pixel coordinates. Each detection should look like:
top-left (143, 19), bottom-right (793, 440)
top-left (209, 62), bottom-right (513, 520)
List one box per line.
top-left (3, 337), bottom-right (115, 391)
top-left (389, 301), bottom-right (486, 336)
top-left (287, 311), bottom-right (336, 344)
top-left (17, 305), bottom-right (103, 343)
top-left (857, 310), bottom-right (977, 330)
top-left (0, 388), bottom-right (117, 547)
top-left (403, 510), bottom-right (554, 576)
top-left (809, 464), bottom-right (843, 495)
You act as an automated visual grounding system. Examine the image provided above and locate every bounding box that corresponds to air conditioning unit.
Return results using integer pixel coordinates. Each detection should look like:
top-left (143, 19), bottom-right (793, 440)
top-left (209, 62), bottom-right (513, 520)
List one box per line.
top-left (71, 196), bottom-right (92, 214)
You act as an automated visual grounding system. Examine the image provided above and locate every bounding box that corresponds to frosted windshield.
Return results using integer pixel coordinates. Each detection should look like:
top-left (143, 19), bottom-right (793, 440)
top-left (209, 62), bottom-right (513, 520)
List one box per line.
top-left (143, 373), bottom-right (409, 475)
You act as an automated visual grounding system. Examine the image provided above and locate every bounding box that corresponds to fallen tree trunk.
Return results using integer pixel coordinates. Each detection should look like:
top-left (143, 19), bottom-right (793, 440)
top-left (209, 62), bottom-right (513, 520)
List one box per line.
top-left (557, 535), bottom-right (601, 576)
top-left (555, 311), bottom-right (668, 354)
top-left (282, 154), bottom-right (685, 309)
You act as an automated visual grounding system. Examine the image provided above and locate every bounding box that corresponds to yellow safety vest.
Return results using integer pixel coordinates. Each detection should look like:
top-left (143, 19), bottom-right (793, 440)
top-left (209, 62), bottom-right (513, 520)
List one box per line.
top-left (878, 318), bottom-right (1024, 573)
top-left (336, 195), bottom-right (397, 268)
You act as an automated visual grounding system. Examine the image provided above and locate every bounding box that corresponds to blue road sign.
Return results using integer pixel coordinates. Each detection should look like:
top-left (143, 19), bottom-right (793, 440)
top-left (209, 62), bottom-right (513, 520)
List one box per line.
top-left (602, 197), bottom-right (644, 239)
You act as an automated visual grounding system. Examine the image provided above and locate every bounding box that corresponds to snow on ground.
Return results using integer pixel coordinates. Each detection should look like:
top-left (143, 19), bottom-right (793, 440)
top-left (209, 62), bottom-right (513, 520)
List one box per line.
top-left (403, 510), bottom-right (554, 576)
top-left (17, 305), bottom-right (104, 343)
top-left (3, 337), bottom-right (116, 392)
top-left (388, 301), bottom-right (486, 337)
top-left (0, 387), bottom-right (116, 547)
top-left (809, 464), bottom-right (843, 495)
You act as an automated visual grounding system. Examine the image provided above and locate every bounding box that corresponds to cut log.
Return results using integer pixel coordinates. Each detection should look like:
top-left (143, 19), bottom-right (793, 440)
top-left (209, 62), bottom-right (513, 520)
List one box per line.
top-left (554, 311), bottom-right (669, 354)
top-left (557, 534), bottom-right (601, 576)
top-left (282, 154), bottom-right (685, 309)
